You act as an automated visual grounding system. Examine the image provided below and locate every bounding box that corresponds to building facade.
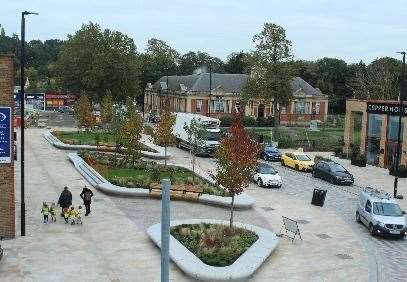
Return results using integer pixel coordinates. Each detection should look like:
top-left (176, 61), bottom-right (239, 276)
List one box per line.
top-left (344, 99), bottom-right (407, 168)
top-left (144, 73), bottom-right (328, 125)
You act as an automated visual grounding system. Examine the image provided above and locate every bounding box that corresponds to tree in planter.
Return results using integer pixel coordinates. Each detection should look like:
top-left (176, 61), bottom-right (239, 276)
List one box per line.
top-left (184, 118), bottom-right (207, 185)
top-left (100, 92), bottom-right (114, 130)
top-left (121, 98), bottom-right (143, 165)
top-left (213, 112), bottom-right (261, 228)
top-left (153, 102), bottom-right (176, 167)
top-left (74, 94), bottom-right (95, 131)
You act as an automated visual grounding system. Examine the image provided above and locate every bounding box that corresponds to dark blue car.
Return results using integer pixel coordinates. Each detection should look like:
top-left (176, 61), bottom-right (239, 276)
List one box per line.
top-left (262, 146), bottom-right (281, 162)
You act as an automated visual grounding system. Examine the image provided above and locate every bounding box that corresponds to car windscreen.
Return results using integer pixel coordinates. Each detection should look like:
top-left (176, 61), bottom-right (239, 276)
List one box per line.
top-left (373, 202), bottom-right (403, 216)
top-left (296, 154), bottom-right (311, 161)
top-left (330, 163), bottom-right (347, 172)
top-left (265, 147), bottom-right (278, 153)
top-left (207, 131), bottom-right (220, 141)
top-left (259, 165), bottom-right (277, 174)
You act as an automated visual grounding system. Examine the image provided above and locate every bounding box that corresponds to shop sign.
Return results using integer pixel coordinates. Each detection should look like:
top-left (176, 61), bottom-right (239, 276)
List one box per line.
top-left (367, 102), bottom-right (407, 116)
top-left (0, 107), bottom-right (11, 163)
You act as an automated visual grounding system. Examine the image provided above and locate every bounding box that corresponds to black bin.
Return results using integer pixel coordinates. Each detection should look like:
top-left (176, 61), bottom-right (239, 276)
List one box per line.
top-left (311, 189), bottom-right (327, 207)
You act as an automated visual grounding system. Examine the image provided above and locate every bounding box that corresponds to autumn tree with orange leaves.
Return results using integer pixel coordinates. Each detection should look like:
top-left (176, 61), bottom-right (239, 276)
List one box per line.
top-left (213, 112), bottom-right (261, 228)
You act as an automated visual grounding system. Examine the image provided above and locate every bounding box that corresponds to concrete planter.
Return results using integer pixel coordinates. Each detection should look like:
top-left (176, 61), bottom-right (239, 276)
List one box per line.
top-left (68, 153), bottom-right (255, 209)
top-left (147, 219), bottom-right (279, 282)
top-left (43, 130), bottom-right (170, 160)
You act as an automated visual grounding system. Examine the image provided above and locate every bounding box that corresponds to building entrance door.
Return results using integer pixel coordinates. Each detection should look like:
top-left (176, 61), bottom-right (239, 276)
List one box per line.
top-left (385, 141), bottom-right (402, 168)
top-left (366, 137), bottom-right (380, 166)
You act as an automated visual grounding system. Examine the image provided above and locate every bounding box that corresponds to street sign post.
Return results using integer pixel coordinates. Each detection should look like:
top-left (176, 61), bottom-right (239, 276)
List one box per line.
top-left (0, 107), bottom-right (11, 164)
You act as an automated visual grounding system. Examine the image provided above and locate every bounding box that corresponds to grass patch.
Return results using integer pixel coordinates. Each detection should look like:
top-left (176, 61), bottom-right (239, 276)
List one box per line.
top-left (53, 130), bottom-right (156, 152)
top-left (81, 151), bottom-right (229, 197)
top-left (171, 223), bottom-right (258, 267)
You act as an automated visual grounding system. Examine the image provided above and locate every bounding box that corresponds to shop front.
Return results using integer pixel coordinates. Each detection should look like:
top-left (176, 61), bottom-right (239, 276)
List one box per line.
top-left (45, 92), bottom-right (78, 110)
top-left (344, 99), bottom-right (407, 168)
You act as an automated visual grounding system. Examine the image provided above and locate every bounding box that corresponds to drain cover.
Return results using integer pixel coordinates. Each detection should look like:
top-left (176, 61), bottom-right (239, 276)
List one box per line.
top-left (316, 233), bottom-right (332, 239)
top-left (336, 254), bottom-right (353, 260)
top-left (296, 219), bottom-right (310, 224)
top-left (261, 207), bottom-right (274, 211)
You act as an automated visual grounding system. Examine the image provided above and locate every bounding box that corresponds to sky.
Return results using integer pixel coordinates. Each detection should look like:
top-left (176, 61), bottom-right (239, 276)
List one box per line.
top-left (2, 0), bottom-right (407, 63)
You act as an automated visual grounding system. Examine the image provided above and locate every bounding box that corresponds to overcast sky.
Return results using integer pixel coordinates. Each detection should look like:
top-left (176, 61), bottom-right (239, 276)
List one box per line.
top-left (2, 0), bottom-right (407, 63)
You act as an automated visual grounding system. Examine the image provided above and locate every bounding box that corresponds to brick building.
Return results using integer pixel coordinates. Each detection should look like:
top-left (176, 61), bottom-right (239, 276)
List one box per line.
top-left (0, 55), bottom-right (15, 238)
top-left (144, 73), bottom-right (328, 125)
top-left (344, 99), bottom-right (407, 168)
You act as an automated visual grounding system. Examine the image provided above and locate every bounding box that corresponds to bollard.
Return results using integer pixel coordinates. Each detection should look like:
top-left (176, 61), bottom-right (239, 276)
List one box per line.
top-left (161, 179), bottom-right (171, 282)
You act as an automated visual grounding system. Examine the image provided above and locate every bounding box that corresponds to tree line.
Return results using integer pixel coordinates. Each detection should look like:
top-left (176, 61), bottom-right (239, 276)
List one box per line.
top-left (0, 22), bottom-right (403, 113)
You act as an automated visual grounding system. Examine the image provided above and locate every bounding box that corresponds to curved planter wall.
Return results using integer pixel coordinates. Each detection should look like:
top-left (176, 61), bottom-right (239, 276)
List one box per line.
top-left (68, 153), bottom-right (255, 209)
top-left (147, 219), bottom-right (279, 282)
top-left (43, 131), bottom-right (170, 160)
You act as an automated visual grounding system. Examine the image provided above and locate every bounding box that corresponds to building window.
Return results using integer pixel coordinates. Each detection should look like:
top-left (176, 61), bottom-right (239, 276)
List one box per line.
top-left (367, 114), bottom-right (383, 166)
top-left (214, 99), bottom-right (225, 113)
top-left (294, 100), bottom-right (306, 114)
top-left (196, 99), bottom-right (203, 112)
top-left (387, 116), bottom-right (404, 141)
top-left (315, 102), bottom-right (320, 114)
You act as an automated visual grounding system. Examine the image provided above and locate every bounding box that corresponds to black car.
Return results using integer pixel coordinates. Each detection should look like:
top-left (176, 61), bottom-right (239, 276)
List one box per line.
top-left (262, 146), bottom-right (281, 161)
top-left (312, 161), bottom-right (354, 185)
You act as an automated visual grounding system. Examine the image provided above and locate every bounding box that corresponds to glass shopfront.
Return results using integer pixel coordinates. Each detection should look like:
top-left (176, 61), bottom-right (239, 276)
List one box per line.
top-left (366, 114), bottom-right (383, 166)
top-left (385, 116), bottom-right (404, 168)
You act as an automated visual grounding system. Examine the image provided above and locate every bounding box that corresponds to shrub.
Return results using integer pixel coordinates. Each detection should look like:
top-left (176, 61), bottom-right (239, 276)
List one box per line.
top-left (220, 115), bottom-right (233, 127)
top-left (256, 116), bottom-right (275, 127)
top-left (243, 116), bottom-right (257, 127)
top-left (170, 224), bottom-right (258, 267)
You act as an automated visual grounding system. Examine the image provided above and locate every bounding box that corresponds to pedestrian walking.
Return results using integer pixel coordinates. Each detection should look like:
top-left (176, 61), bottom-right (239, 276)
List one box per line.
top-left (57, 186), bottom-right (72, 217)
top-left (80, 186), bottom-right (94, 216)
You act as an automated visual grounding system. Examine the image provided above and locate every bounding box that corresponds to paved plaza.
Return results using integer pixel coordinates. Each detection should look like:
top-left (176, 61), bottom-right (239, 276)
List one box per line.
top-left (0, 128), bottom-right (406, 281)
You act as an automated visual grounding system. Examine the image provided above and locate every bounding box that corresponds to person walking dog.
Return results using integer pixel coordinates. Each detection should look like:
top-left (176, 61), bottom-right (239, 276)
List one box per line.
top-left (80, 186), bottom-right (94, 216)
top-left (57, 186), bottom-right (72, 217)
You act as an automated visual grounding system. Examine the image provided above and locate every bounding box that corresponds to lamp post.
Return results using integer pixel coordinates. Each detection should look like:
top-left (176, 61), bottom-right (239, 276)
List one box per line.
top-left (20, 11), bottom-right (38, 236)
top-left (394, 51), bottom-right (405, 198)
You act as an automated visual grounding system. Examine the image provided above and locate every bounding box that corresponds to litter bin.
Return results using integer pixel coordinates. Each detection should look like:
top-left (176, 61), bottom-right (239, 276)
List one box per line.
top-left (311, 189), bottom-right (327, 207)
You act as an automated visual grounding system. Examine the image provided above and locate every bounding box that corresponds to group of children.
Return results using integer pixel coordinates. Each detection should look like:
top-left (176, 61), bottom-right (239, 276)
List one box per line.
top-left (41, 202), bottom-right (83, 225)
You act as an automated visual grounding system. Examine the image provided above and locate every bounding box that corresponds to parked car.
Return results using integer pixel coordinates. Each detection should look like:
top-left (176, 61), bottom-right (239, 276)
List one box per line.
top-left (57, 106), bottom-right (74, 114)
top-left (148, 112), bottom-right (160, 123)
top-left (356, 188), bottom-right (406, 238)
top-left (281, 152), bottom-right (314, 172)
top-left (262, 146), bottom-right (281, 161)
top-left (312, 160), bottom-right (354, 185)
top-left (253, 162), bottom-right (282, 188)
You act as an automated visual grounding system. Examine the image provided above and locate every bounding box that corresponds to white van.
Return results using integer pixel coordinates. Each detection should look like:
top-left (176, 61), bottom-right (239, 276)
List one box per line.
top-left (356, 187), bottom-right (406, 238)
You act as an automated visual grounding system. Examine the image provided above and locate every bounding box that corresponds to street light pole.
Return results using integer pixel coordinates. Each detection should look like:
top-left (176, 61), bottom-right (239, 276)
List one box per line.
top-left (394, 51), bottom-right (405, 198)
top-left (20, 11), bottom-right (38, 236)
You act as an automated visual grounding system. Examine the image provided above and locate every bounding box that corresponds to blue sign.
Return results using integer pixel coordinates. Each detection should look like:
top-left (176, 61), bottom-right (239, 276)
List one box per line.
top-left (0, 107), bottom-right (11, 163)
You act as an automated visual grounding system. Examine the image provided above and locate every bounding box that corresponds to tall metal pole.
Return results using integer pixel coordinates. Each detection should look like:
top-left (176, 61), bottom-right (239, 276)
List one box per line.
top-left (208, 64), bottom-right (212, 117)
top-left (161, 179), bottom-right (171, 282)
top-left (20, 11), bottom-right (38, 237)
top-left (394, 51), bottom-right (406, 198)
top-left (20, 12), bottom-right (26, 237)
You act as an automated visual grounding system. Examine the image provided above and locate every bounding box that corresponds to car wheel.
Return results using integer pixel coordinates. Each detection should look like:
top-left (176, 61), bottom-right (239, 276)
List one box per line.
top-left (295, 164), bottom-right (299, 171)
top-left (355, 211), bottom-right (361, 223)
top-left (281, 160), bottom-right (285, 166)
top-left (312, 170), bottom-right (317, 178)
top-left (369, 224), bottom-right (376, 236)
top-left (257, 178), bottom-right (263, 187)
top-left (329, 176), bottom-right (336, 185)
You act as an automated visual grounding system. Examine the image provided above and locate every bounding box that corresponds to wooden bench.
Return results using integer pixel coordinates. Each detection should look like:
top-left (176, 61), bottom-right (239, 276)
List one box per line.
top-left (149, 183), bottom-right (203, 201)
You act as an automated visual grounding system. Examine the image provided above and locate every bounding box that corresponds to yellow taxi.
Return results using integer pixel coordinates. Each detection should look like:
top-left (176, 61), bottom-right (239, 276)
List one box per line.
top-left (281, 152), bottom-right (314, 172)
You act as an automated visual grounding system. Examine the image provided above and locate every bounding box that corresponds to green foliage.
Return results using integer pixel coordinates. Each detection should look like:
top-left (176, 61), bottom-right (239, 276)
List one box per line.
top-left (178, 51), bottom-right (225, 75)
top-left (171, 224), bottom-right (258, 267)
top-left (55, 22), bottom-right (140, 100)
top-left (224, 51), bottom-right (250, 74)
top-left (100, 93), bottom-right (114, 125)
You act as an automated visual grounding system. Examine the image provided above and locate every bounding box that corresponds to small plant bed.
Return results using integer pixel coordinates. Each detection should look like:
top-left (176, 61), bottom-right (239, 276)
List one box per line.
top-left (170, 223), bottom-right (258, 267)
top-left (80, 151), bottom-right (229, 197)
top-left (52, 130), bottom-right (156, 152)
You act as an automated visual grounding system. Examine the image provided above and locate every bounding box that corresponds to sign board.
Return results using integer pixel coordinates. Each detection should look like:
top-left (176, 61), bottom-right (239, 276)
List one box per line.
top-left (0, 107), bottom-right (11, 163)
top-left (367, 102), bottom-right (407, 116)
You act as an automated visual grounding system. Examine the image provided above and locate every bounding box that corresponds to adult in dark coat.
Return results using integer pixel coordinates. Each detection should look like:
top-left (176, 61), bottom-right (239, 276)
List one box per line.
top-left (57, 186), bottom-right (72, 216)
top-left (80, 186), bottom-right (94, 216)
